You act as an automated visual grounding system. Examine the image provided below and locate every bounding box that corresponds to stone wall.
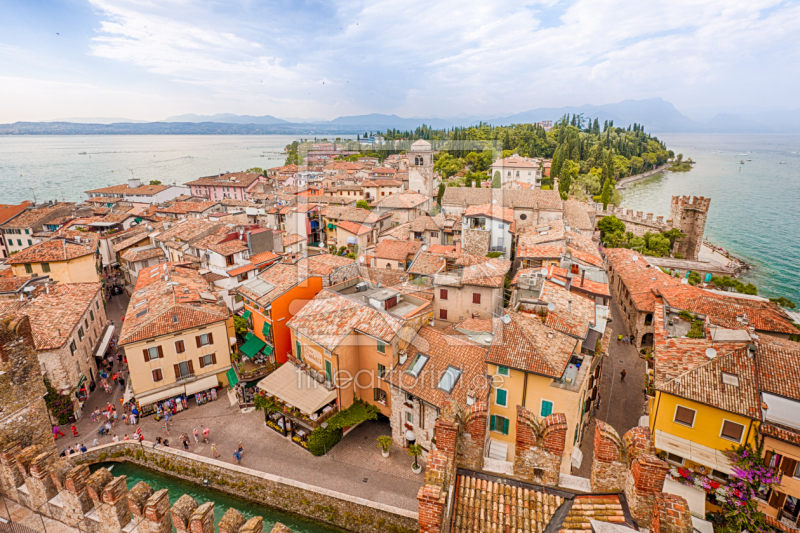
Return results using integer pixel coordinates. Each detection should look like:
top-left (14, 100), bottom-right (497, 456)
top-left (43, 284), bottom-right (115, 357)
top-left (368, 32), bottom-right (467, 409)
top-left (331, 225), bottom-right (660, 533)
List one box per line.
top-left (389, 384), bottom-right (439, 453)
top-left (66, 441), bottom-right (417, 533)
top-left (0, 315), bottom-right (55, 454)
top-left (454, 402), bottom-right (487, 472)
top-left (461, 229), bottom-right (489, 256)
top-left (669, 196), bottom-right (710, 262)
top-left (652, 492), bottom-right (693, 533)
top-left (512, 407), bottom-right (566, 486)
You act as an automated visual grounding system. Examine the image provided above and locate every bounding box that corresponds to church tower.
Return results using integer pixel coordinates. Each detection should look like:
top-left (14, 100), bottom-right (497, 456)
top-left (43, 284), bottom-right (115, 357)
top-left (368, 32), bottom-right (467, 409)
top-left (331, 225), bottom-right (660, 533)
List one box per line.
top-left (408, 139), bottom-right (434, 197)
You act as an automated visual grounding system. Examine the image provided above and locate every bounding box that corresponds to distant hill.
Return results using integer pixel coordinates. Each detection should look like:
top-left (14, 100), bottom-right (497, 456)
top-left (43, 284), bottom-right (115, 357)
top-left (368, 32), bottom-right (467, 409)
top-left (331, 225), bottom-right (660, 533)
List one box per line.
top-left (163, 113), bottom-right (288, 125)
top-left (328, 113), bottom-right (455, 130)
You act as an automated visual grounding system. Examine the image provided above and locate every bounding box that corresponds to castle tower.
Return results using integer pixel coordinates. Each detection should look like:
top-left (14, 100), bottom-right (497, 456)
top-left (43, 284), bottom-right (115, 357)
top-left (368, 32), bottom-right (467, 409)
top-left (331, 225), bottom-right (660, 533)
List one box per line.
top-left (408, 139), bottom-right (434, 197)
top-left (669, 195), bottom-right (710, 261)
top-left (0, 315), bottom-right (55, 453)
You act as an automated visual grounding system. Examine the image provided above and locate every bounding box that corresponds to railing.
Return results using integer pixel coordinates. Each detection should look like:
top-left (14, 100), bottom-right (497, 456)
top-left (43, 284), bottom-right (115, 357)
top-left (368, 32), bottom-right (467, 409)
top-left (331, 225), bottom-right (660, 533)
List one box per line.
top-left (488, 246), bottom-right (506, 253)
top-left (176, 373), bottom-right (194, 383)
top-left (234, 360), bottom-right (277, 381)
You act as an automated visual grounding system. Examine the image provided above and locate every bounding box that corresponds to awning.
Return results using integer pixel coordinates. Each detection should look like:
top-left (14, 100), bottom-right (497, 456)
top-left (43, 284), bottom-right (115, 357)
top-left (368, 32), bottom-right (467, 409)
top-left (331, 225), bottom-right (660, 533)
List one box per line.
top-left (185, 374), bottom-right (219, 395)
top-left (257, 363), bottom-right (337, 415)
top-left (327, 223), bottom-right (335, 229)
top-left (262, 322), bottom-right (272, 337)
top-left (240, 335), bottom-right (266, 357)
top-left (241, 310), bottom-right (252, 320)
top-left (123, 381), bottom-right (135, 404)
top-left (135, 384), bottom-right (186, 407)
top-left (346, 236), bottom-right (358, 245)
top-left (93, 324), bottom-right (115, 357)
top-left (226, 368), bottom-right (239, 387)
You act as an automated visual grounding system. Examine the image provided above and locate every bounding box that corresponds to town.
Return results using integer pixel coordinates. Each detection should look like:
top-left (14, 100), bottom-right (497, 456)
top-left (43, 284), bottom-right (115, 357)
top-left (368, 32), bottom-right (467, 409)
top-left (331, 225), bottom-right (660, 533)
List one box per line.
top-left (1, 126), bottom-right (799, 533)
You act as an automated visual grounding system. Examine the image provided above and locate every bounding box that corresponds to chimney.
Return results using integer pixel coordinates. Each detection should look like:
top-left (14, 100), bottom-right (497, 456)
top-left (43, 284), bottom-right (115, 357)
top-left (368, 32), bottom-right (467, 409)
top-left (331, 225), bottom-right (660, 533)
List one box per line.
top-left (580, 269), bottom-right (585, 287)
top-left (568, 299), bottom-right (572, 313)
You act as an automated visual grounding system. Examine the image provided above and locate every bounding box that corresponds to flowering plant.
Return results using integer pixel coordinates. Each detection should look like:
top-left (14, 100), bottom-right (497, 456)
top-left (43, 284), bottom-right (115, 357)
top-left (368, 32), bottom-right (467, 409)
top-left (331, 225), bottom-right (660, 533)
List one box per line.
top-left (667, 467), bottom-right (728, 504)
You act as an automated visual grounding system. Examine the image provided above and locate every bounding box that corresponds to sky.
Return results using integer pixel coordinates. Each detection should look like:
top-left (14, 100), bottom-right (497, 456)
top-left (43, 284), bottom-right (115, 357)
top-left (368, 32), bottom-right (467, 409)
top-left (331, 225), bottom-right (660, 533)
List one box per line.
top-left (1, 0), bottom-right (799, 122)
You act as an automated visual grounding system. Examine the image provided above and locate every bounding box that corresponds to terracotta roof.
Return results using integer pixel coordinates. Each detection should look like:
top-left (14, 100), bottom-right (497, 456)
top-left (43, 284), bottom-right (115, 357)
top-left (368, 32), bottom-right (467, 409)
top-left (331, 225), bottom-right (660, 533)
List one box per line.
top-left (0, 275), bottom-right (36, 293)
top-left (126, 184), bottom-right (170, 196)
top-left (111, 226), bottom-right (154, 252)
top-left (408, 251), bottom-right (446, 276)
top-left (409, 215), bottom-right (445, 232)
top-left (249, 250), bottom-right (281, 266)
top-left (185, 172), bottom-right (264, 188)
top-left (119, 263), bottom-right (229, 345)
top-left (761, 423), bottom-right (800, 447)
top-left (659, 345), bottom-right (760, 419)
top-left (379, 222), bottom-right (411, 241)
top-left (370, 167), bottom-right (397, 175)
top-left (519, 244), bottom-right (564, 259)
top-left (1, 203), bottom-right (73, 229)
top-left (488, 310), bottom-right (577, 377)
top-left (237, 263), bottom-right (310, 306)
top-left (538, 280), bottom-right (596, 338)
top-left (296, 254), bottom-right (355, 277)
top-left (157, 201), bottom-right (219, 215)
top-left (492, 156), bottom-right (539, 169)
top-left (87, 196), bottom-right (124, 204)
top-left (464, 204), bottom-right (514, 223)
top-left (459, 257), bottom-right (511, 288)
top-left (441, 188), bottom-right (562, 210)
top-left (568, 247), bottom-right (603, 267)
top-left (336, 220), bottom-right (372, 236)
top-left (101, 213), bottom-right (135, 224)
top-left (428, 244), bottom-right (456, 254)
top-left (154, 219), bottom-right (222, 244)
top-left (384, 326), bottom-right (487, 409)
top-left (121, 247), bottom-right (165, 263)
top-left (0, 202), bottom-right (32, 225)
top-left (563, 200), bottom-right (594, 231)
top-left (560, 494), bottom-right (628, 532)
top-left (605, 248), bottom-right (687, 312)
top-left (456, 318), bottom-right (494, 333)
top-left (545, 266), bottom-right (610, 298)
top-left (756, 342), bottom-right (800, 401)
top-left (321, 206), bottom-right (381, 225)
top-left (357, 266), bottom-right (410, 287)
top-left (208, 238), bottom-right (249, 256)
top-left (225, 263), bottom-right (257, 277)
top-left (361, 179), bottom-right (403, 187)
top-left (287, 290), bottom-right (404, 351)
top-left (373, 240), bottom-right (421, 262)
top-left (373, 190), bottom-right (430, 209)
top-left (85, 184), bottom-right (130, 195)
top-left (662, 292), bottom-right (798, 335)
top-left (282, 234), bottom-right (306, 247)
top-left (7, 231), bottom-right (99, 264)
top-left (6, 283), bottom-right (102, 350)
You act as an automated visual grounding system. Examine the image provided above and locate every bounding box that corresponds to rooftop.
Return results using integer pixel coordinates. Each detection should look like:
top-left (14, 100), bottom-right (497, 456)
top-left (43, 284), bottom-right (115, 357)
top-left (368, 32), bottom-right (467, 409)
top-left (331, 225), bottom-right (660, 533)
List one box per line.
top-left (7, 231), bottom-right (99, 265)
top-left (372, 190), bottom-right (431, 209)
top-left (295, 254), bottom-right (355, 276)
top-left (372, 239), bottom-right (422, 261)
top-left (1, 203), bottom-right (73, 229)
top-left (238, 263), bottom-right (310, 307)
top-left (157, 201), bottom-right (219, 215)
top-left (185, 172), bottom-right (264, 188)
top-left (441, 188), bottom-right (562, 211)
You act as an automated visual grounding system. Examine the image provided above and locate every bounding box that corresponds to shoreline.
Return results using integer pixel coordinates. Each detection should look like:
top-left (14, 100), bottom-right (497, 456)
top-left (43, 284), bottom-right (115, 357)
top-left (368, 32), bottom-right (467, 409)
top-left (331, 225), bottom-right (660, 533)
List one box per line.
top-left (615, 163), bottom-right (670, 189)
top-left (702, 240), bottom-right (751, 276)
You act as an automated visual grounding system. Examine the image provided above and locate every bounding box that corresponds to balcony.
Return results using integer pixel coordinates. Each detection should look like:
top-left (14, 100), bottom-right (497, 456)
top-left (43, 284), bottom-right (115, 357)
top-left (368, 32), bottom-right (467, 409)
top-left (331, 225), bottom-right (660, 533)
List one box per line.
top-left (488, 246), bottom-right (506, 253)
top-left (176, 373), bottom-right (195, 383)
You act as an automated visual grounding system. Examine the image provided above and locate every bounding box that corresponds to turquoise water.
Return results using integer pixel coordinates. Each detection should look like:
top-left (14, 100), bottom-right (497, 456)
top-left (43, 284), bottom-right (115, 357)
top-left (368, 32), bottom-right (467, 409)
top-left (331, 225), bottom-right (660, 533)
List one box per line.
top-left (92, 462), bottom-right (342, 533)
top-left (621, 134), bottom-right (800, 303)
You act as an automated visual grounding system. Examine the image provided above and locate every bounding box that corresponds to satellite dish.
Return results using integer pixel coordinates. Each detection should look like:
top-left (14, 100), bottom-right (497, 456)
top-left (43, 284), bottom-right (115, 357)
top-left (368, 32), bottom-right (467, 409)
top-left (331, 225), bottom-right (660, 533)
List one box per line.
top-left (632, 255), bottom-right (638, 262)
top-left (502, 315), bottom-right (511, 324)
top-left (681, 278), bottom-right (688, 285)
top-left (492, 199), bottom-right (497, 204)
top-left (547, 302), bottom-right (556, 312)
top-left (422, 245), bottom-right (427, 251)
top-left (359, 256), bottom-right (364, 263)
top-left (540, 267), bottom-right (549, 276)
top-left (706, 348), bottom-right (717, 359)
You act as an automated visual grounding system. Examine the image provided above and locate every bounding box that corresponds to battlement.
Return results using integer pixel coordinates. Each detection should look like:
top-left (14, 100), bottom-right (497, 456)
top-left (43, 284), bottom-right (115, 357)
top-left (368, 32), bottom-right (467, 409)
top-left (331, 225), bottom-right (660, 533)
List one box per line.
top-left (591, 202), bottom-right (669, 229)
top-left (671, 195), bottom-right (711, 213)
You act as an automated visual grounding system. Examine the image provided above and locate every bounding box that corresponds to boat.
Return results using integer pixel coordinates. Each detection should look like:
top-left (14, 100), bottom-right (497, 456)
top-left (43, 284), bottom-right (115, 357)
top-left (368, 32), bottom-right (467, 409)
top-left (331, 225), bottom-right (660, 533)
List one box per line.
top-left (780, 161), bottom-right (787, 164)
top-left (79, 152), bottom-right (87, 155)
top-left (739, 160), bottom-right (745, 164)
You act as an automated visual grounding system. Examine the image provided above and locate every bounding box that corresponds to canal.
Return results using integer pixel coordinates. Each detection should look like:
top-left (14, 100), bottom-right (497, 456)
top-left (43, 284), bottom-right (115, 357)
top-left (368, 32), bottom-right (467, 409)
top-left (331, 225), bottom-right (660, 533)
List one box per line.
top-left (92, 462), bottom-right (344, 533)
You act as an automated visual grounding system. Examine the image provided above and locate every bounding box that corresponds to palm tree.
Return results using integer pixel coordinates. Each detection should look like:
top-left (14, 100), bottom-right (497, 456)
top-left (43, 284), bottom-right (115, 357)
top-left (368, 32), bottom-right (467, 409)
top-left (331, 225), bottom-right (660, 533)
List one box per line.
top-left (408, 443), bottom-right (423, 470)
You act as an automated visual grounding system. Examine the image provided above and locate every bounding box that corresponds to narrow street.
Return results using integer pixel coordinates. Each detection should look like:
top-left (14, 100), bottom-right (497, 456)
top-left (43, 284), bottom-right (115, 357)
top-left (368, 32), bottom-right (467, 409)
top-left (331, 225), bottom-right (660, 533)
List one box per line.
top-left (575, 297), bottom-right (646, 477)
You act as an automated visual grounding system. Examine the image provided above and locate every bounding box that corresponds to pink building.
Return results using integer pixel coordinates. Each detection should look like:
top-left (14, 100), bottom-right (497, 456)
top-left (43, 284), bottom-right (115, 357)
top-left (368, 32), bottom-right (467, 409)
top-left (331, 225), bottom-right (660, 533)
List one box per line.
top-left (185, 172), bottom-right (268, 201)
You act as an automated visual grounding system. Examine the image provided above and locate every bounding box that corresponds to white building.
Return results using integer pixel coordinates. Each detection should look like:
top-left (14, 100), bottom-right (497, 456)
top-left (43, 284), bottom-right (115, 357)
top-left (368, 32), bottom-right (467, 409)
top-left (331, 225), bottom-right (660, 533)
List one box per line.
top-left (489, 156), bottom-right (542, 188)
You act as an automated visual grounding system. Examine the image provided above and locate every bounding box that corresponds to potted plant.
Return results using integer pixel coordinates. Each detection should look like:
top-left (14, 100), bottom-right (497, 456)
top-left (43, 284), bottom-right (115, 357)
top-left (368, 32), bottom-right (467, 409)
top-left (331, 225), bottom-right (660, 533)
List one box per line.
top-left (377, 435), bottom-right (393, 458)
top-left (409, 443), bottom-right (422, 474)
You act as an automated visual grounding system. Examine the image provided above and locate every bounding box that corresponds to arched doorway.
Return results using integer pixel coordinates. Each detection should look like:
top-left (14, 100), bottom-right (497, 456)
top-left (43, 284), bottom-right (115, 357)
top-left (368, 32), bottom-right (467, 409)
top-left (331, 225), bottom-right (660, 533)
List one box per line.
top-left (641, 333), bottom-right (654, 348)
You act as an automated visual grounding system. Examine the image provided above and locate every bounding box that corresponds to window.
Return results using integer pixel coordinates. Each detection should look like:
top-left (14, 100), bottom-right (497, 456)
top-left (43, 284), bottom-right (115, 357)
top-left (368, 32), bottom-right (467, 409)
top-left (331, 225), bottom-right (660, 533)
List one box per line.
top-left (666, 453), bottom-right (684, 466)
top-left (152, 368), bottom-right (163, 382)
top-left (495, 388), bottom-right (508, 407)
top-left (439, 288), bottom-right (448, 300)
top-left (143, 346), bottom-right (163, 362)
top-left (27, 240), bottom-right (31, 246)
top-left (24, 264), bottom-right (32, 274)
top-left (42, 263), bottom-right (50, 273)
top-left (96, 301), bottom-right (99, 310)
top-left (497, 366), bottom-right (509, 376)
top-left (90, 310), bottom-right (95, 322)
top-left (377, 341), bottom-right (385, 354)
top-left (405, 353), bottom-right (429, 377)
top-left (70, 340), bottom-right (77, 356)
top-left (17, 240), bottom-right (22, 246)
top-left (175, 340), bottom-right (185, 354)
top-left (431, 232), bottom-right (438, 237)
top-left (76, 327), bottom-right (83, 341)
top-left (674, 405), bottom-right (696, 427)
top-left (377, 363), bottom-right (386, 378)
top-left (722, 372), bottom-right (739, 386)
top-left (720, 420), bottom-right (745, 442)
top-left (439, 309), bottom-right (448, 320)
top-left (199, 353), bottom-right (216, 368)
top-left (437, 366), bottom-right (462, 393)
top-left (325, 360), bottom-right (333, 382)
top-left (373, 388), bottom-right (387, 405)
top-left (295, 340), bottom-right (303, 362)
top-left (406, 411), bottom-right (413, 424)
top-left (472, 293), bottom-right (481, 304)
top-left (196, 333), bottom-right (213, 347)
top-left (540, 399), bottom-right (553, 417)
top-left (174, 361), bottom-right (194, 379)
top-left (84, 318), bottom-right (89, 329)
top-left (490, 415), bottom-right (509, 435)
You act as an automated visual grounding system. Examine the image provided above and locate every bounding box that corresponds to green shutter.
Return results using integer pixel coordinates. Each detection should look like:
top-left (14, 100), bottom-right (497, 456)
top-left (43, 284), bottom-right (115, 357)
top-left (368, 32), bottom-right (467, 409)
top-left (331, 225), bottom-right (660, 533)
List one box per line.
top-left (502, 417), bottom-right (509, 435)
top-left (496, 388), bottom-right (507, 407)
top-left (490, 415), bottom-right (496, 432)
top-left (295, 340), bottom-right (303, 362)
top-left (378, 363), bottom-right (385, 378)
top-left (377, 341), bottom-right (385, 354)
top-left (262, 321), bottom-right (271, 338)
top-left (540, 400), bottom-right (553, 417)
top-left (325, 360), bottom-right (333, 382)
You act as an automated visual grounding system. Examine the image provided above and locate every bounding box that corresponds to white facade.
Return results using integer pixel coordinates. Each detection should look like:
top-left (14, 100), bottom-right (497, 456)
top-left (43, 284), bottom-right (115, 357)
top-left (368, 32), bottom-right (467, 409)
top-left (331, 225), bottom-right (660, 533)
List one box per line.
top-left (125, 185), bottom-right (191, 205)
top-left (490, 157), bottom-right (542, 188)
top-left (462, 214), bottom-right (514, 259)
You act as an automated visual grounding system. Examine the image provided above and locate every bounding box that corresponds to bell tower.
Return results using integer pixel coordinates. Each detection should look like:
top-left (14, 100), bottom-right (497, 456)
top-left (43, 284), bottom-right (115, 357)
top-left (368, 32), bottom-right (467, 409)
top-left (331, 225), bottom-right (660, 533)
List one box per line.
top-left (408, 139), bottom-right (434, 197)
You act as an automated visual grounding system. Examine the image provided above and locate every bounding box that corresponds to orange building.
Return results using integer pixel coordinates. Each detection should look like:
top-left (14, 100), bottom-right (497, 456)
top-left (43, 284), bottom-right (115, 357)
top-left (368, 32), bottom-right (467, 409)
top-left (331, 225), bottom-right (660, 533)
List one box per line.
top-left (237, 263), bottom-right (323, 364)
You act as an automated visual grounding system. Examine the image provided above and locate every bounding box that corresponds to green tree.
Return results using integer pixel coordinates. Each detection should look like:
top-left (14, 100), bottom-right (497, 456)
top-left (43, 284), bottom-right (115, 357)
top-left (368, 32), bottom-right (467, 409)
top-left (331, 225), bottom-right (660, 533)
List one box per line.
top-left (559, 160), bottom-right (579, 199)
top-left (597, 215), bottom-right (625, 236)
top-left (661, 228), bottom-right (686, 249)
top-left (244, 167), bottom-right (265, 175)
top-left (436, 183), bottom-right (446, 205)
top-left (232, 315), bottom-right (249, 336)
top-left (148, 180), bottom-right (162, 185)
top-left (356, 200), bottom-right (371, 210)
top-left (599, 178), bottom-right (614, 210)
top-left (408, 443), bottom-right (423, 469)
top-left (492, 171), bottom-right (501, 188)
top-left (769, 296), bottom-right (796, 309)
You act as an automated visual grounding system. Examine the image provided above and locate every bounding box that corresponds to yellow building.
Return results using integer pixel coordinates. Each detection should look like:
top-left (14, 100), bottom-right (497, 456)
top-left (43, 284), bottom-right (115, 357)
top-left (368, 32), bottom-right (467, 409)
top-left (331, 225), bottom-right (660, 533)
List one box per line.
top-left (486, 310), bottom-right (599, 473)
top-left (8, 231), bottom-right (101, 283)
top-left (119, 262), bottom-right (234, 412)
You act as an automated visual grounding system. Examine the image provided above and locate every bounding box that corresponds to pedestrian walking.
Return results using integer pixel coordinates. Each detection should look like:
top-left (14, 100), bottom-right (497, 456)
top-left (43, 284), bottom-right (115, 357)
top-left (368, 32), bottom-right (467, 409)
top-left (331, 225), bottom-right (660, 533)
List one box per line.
top-left (237, 442), bottom-right (244, 457)
top-left (233, 450), bottom-right (242, 464)
top-left (617, 334), bottom-right (622, 344)
top-left (620, 369), bottom-right (627, 381)
top-left (202, 426), bottom-right (210, 443)
top-left (211, 444), bottom-right (220, 458)
top-left (71, 425), bottom-right (79, 437)
top-left (193, 428), bottom-right (199, 443)
top-left (183, 435), bottom-right (190, 450)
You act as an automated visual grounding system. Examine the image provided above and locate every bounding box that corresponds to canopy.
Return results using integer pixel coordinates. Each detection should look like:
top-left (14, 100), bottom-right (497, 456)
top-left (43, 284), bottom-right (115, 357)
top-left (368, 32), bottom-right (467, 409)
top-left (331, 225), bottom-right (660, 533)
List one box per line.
top-left (327, 223), bottom-right (335, 229)
top-left (240, 335), bottom-right (266, 357)
top-left (93, 324), bottom-right (115, 357)
top-left (263, 345), bottom-right (274, 358)
top-left (136, 384), bottom-right (186, 407)
top-left (226, 368), bottom-right (239, 387)
top-left (185, 374), bottom-right (219, 395)
top-left (262, 322), bottom-right (272, 337)
top-left (241, 310), bottom-right (251, 320)
top-left (123, 381), bottom-right (135, 404)
top-left (257, 363), bottom-right (337, 415)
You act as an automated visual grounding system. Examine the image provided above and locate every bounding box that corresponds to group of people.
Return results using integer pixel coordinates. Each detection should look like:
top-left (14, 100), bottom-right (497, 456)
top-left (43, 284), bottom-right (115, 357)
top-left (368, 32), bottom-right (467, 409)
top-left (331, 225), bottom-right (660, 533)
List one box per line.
top-left (616, 334), bottom-right (633, 345)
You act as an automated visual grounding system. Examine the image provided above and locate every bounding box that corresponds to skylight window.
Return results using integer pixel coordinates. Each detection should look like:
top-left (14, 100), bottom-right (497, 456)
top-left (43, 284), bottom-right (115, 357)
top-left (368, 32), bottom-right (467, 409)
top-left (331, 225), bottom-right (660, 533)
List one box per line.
top-left (722, 372), bottom-right (739, 386)
top-left (149, 268), bottom-right (161, 277)
top-left (135, 309), bottom-right (149, 318)
top-left (133, 299), bottom-right (148, 308)
top-left (437, 366), bottom-right (462, 394)
top-left (405, 353), bottom-right (429, 378)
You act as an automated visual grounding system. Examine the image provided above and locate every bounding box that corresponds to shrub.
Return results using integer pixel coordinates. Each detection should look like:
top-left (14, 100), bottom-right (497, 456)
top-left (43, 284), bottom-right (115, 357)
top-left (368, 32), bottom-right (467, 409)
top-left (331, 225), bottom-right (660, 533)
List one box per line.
top-left (307, 425), bottom-right (342, 456)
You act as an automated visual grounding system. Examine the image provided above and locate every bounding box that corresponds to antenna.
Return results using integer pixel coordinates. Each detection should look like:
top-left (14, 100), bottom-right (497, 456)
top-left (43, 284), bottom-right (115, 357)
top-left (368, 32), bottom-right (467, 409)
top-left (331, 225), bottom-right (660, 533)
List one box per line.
top-left (706, 348), bottom-right (717, 359)
top-left (547, 302), bottom-right (556, 312)
top-left (540, 267), bottom-right (548, 277)
top-left (502, 315), bottom-right (511, 324)
top-left (681, 278), bottom-right (688, 285)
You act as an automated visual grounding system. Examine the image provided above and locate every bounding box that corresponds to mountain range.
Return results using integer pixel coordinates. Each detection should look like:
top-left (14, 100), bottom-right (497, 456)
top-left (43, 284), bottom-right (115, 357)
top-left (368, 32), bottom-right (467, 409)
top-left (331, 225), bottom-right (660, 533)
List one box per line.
top-left (4, 98), bottom-right (800, 134)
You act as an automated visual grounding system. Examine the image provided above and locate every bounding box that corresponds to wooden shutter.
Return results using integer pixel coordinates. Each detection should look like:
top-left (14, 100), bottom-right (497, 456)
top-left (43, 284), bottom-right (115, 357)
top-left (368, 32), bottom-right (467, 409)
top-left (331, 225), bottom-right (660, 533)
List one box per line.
top-left (207, 332), bottom-right (213, 345)
top-left (157, 345), bottom-right (164, 359)
top-left (152, 369), bottom-right (162, 381)
top-left (143, 349), bottom-right (150, 362)
top-left (764, 451), bottom-right (773, 469)
top-left (472, 293), bottom-right (481, 304)
top-left (174, 364), bottom-right (180, 378)
top-left (440, 309), bottom-right (447, 320)
top-left (176, 340), bottom-right (185, 354)
top-left (196, 336), bottom-right (201, 348)
top-left (502, 417), bottom-right (509, 435)
top-left (187, 360), bottom-right (194, 374)
top-left (780, 457), bottom-right (798, 477)
top-left (769, 490), bottom-right (786, 509)
top-left (211, 353), bottom-right (216, 365)
top-left (199, 357), bottom-right (205, 369)
top-left (440, 289), bottom-right (448, 300)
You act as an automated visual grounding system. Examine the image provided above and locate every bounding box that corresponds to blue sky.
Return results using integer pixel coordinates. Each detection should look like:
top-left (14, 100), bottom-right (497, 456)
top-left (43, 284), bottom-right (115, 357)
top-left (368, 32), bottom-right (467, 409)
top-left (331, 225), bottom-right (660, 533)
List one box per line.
top-left (1, 0), bottom-right (799, 122)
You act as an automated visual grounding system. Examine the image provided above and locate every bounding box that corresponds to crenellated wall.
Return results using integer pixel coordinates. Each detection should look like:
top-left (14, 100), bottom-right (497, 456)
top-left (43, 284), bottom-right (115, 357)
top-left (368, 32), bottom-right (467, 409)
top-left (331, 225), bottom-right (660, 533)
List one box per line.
top-left (0, 440), bottom-right (418, 533)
